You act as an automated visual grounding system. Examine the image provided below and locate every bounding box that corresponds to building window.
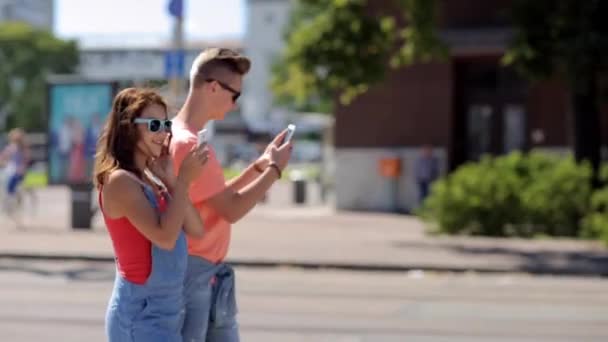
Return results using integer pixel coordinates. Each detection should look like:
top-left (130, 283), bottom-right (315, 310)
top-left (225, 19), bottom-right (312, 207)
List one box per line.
top-left (503, 104), bottom-right (526, 153)
top-left (467, 104), bottom-right (493, 160)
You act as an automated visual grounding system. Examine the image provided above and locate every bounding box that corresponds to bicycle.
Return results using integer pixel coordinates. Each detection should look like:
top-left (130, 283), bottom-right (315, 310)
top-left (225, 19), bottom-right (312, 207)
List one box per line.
top-left (0, 166), bottom-right (37, 228)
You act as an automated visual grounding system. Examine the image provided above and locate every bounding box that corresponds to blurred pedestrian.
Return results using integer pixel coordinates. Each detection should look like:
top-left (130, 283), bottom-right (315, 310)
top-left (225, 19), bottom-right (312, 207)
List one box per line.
top-left (414, 144), bottom-right (439, 204)
top-left (94, 88), bottom-right (207, 341)
top-left (0, 128), bottom-right (31, 209)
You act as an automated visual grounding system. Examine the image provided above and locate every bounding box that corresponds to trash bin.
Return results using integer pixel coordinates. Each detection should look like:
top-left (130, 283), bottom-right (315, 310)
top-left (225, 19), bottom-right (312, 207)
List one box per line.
top-left (290, 170), bottom-right (307, 205)
top-left (70, 183), bottom-right (93, 229)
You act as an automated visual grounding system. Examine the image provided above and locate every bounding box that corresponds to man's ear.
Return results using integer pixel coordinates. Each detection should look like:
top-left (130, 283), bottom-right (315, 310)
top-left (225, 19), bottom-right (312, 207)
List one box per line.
top-left (205, 80), bottom-right (215, 92)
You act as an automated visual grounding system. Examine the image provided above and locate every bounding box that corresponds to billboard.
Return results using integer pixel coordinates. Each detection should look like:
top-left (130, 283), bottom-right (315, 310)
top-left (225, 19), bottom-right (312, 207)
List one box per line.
top-left (47, 82), bottom-right (115, 185)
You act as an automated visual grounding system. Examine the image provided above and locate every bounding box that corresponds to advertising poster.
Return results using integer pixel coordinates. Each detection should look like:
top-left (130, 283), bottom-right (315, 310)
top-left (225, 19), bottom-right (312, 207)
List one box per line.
top-left (48, 82), bottom-right (114, 185)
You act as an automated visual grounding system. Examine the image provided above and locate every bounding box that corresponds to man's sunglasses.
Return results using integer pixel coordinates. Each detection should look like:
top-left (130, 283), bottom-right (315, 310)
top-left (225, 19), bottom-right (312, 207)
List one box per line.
top-left (206, 78), bottom-right (240, 102)
top-left (133, 118), bottom-right (172, 133)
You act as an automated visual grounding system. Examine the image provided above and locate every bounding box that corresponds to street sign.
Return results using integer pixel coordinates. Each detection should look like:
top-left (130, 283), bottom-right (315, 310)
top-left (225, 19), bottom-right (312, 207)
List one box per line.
top-left (167, 0), bottom-right (183, 18)
top-left (164, 50), bottom-right (185, 78)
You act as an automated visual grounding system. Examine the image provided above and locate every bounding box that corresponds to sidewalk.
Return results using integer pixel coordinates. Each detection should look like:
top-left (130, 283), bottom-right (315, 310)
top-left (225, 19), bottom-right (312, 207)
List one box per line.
top-left (1, 186), bottom-right (607, 276)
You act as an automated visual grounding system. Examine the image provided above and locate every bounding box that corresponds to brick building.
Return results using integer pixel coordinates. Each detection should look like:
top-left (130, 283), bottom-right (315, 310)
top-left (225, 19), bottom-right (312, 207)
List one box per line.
top-left (333, 0), bottom-right (608, 212)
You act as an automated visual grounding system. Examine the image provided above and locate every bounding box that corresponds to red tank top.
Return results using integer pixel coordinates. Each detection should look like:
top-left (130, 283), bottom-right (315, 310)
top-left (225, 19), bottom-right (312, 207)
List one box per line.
top-left (99, 184), bottom-right (167, 284)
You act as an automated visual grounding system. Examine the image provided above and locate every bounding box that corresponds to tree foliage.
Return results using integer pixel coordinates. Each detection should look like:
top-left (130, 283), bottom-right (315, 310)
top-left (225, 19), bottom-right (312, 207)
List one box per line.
top-left (503, 0), bottom-right (608, 180)
top-left (271, 0), bottom-right (446, 113)
top-left (503, 0), bottom-right (608, 87)
top-left (0, 22), bottom-right (79, 131)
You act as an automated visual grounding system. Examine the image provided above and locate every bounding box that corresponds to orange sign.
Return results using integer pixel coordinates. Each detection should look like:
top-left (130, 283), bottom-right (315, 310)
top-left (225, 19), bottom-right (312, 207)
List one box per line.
top-left (379, 158), bottom-right (401, 178)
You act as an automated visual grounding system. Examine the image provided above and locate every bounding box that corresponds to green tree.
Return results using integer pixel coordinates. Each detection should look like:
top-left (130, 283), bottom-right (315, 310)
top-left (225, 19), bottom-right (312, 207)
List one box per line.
top-left (502, 0), bottom-right (608, 184)
top-left (271, 0), bottom-right (446, 113)
top-left (0, 22), bottom-right (79, 131)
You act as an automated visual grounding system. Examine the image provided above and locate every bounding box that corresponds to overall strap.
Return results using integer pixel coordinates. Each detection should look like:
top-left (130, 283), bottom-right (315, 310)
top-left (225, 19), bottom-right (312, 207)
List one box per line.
top-left (121, 170), bottom-right (160, 211)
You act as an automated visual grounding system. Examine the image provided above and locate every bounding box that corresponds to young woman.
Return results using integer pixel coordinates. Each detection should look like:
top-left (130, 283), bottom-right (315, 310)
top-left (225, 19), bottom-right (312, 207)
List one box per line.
top-left (94, 88), bottom-right (208, 341)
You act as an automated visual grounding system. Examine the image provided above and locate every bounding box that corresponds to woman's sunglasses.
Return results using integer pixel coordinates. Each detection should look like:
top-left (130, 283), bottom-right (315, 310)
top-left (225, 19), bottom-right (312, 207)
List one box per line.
top-left (206, 78), bottom-right (240, 102)
top-left (133, 118), bottom-right (172, 133)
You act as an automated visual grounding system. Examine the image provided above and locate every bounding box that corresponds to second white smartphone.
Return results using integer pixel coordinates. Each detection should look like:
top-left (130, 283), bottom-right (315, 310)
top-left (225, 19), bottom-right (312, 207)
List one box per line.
top-left (283, 124), bottom-right (296, 145)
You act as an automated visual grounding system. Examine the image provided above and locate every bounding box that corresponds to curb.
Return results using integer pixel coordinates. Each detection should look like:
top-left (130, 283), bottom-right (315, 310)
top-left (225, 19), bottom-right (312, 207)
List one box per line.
top-left (2, 253), bottom-right (607, 277)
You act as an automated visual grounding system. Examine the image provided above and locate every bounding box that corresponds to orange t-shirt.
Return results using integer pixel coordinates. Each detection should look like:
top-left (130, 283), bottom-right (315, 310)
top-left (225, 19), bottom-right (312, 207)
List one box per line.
top-left (169, 120), bottom-right (231, 263)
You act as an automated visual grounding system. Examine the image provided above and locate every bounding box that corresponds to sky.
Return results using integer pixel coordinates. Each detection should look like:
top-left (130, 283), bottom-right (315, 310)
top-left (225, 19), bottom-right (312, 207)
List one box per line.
top-left (54, 0), bottom-right (245, 47)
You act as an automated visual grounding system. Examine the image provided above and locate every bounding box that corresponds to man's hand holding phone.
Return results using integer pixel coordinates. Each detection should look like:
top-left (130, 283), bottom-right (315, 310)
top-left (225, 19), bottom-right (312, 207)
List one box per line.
top-left (255, 125), bottom-right (295, 173)
top-left (282, 124), bottom-right (296, 147)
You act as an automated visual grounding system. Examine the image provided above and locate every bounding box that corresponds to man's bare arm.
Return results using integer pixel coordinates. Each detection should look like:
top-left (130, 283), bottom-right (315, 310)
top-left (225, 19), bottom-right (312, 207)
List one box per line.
top-left (225, 162), bottom-right (262, 192)
top-left (206, 167), bottom-right (279, 223)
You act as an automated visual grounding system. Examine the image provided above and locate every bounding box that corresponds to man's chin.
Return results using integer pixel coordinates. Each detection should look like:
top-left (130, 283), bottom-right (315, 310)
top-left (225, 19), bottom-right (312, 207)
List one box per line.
top-left (212, 111), bottom-right (227, 121)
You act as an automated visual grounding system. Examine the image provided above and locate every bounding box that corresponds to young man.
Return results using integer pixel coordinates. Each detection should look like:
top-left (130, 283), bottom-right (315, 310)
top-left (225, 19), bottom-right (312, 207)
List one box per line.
top-left (170, 47), bottom-right (293, 342)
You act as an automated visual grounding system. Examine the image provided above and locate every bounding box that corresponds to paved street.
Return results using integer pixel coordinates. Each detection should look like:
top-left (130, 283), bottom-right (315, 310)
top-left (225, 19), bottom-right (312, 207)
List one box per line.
top-left (0, 259), bottom-right (607, 342)
top-left (2, 185), bottom-right (608, 276)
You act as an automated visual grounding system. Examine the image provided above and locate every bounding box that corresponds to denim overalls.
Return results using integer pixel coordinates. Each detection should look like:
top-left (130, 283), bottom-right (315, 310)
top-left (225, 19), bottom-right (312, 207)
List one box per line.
top-left (105, 183), bottom-right (188, 342)
top-left (182, 256), bottom-right (239, 342)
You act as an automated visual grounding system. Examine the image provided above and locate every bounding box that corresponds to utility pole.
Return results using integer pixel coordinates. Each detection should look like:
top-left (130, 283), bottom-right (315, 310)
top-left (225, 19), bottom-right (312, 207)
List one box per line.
top-left (167, 0), bottom-right (185, 110)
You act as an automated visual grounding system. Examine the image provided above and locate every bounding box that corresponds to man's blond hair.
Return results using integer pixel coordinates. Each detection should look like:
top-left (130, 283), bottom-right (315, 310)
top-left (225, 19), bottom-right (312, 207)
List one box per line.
top-left (189, 47), bottom-right (251, 89)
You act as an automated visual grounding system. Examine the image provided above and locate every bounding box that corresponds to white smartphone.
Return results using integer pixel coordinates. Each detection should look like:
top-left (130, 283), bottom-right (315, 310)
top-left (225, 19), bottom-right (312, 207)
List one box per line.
top-left (197, 129), bottom-right (208, 147)
top-left (283, 124), bottom-right (296, 145)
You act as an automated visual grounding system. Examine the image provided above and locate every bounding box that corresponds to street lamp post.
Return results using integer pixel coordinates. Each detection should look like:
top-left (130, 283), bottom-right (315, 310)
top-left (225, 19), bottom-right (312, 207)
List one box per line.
top-left (167, 0), bottom-right (185, 109)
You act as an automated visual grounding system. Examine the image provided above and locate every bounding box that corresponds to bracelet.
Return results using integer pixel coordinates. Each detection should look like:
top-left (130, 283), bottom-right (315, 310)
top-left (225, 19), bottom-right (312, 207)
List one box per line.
top-left (268, 162), bottom-right (282, 179)
top-left (253, 162), bottom-right (264, 173)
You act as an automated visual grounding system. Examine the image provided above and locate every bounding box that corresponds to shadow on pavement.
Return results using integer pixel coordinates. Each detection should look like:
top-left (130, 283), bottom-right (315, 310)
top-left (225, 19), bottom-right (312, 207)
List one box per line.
top-left (0, 259), bottom-right (115, 282)
top-left (392, 240), bottom-right (608, 276)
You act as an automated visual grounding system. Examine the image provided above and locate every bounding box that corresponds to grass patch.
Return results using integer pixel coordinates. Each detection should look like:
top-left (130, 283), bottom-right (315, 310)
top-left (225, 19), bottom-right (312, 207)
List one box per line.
top-left (223, 168), bottom-right (241, 180)
top-left (23, 171), bottom-right (47, 188)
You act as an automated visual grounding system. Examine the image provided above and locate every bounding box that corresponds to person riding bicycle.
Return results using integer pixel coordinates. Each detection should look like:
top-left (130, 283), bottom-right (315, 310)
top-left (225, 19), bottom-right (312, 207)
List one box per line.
top-left (0, 128), bottom-right (31, 199)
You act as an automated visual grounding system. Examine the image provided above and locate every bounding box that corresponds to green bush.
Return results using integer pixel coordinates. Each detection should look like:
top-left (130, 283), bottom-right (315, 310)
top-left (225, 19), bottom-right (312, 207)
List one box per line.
top-left (419, 153), bottom-right (525, 236)
top-left (581, 165), bottom-right (608, 246)
top-left (418, 151), bottom-right (593, 238)
top-left (521, 153), bottom-right (592, 236)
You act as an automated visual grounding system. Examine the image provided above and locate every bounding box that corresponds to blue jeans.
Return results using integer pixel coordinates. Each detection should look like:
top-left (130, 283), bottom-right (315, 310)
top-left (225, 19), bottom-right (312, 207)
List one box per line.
top-left (418, 180), bottom-right (430, 204)
top-left (182, 255), bottom-right (239, 342)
